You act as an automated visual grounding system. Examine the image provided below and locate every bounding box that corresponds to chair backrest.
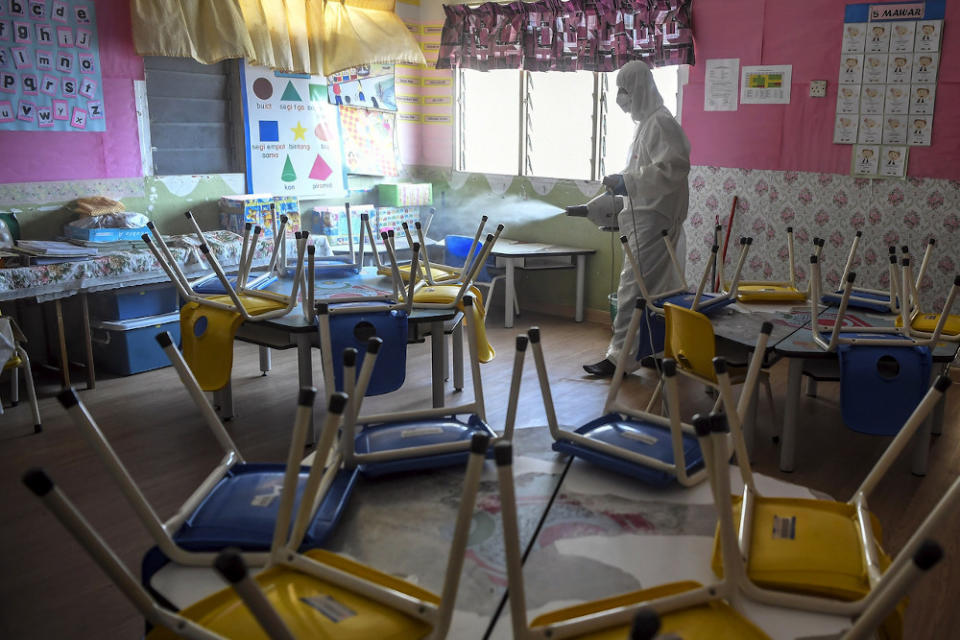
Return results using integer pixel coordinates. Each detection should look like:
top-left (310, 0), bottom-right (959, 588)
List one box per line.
top-left (445, 234), bottom-right (490, 281)
top-left (326, 306), bottom-right (408, 396)
top-left (664, 303), bottom-right (717, 382)
top-left (838, 345), bottom-right (932, 435)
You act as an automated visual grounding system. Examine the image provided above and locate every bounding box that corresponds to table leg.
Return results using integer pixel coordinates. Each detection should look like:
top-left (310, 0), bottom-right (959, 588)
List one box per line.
top-left (504, 259), bottom-right (516, 329)
top-left (575, 254), bottom-right (586, 322)
top-left (931, 393), bottom-right (945, 436)
top-left (779, 358), bottom-right (804, 472)
top-left (258, 346), bottom-right (272, 376)
top-left (452, 321), bottom-right (464, 392)
top-left (294, 333), bottom-right (316, 442)
top-left (213, 382), bottom-right (234, 421)
top-left (80, 293), bottom-right (95, 390)
top-left (911, 370), bottom-right (939, 476)
top-left (805, 378), bottom-right (817, 398)
top-left (54, 299), bottom-right (70, 389)
top-left (431, 319), bottom-right (444, 408)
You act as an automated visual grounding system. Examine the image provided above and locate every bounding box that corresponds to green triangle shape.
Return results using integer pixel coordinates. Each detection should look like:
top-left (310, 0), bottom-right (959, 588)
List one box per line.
top-left (281, 81), bottom-right (302, 102)
top-left (281, 155), bottom-right (297, 182)
top-left (309, 83), bottom-right (326, 102)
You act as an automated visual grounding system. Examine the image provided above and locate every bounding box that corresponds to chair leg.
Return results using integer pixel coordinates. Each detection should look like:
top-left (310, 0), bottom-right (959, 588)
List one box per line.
top-left (9, 366), bottom-right (18, 405)
top-left (452, 322), bottom-right (464, 392)
top-left (17, 348), bottom-right (41, 433)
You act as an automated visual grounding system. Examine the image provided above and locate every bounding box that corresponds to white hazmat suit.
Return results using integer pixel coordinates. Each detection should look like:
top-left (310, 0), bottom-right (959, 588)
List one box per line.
top-left (588, 61), bottom-right (691, 374)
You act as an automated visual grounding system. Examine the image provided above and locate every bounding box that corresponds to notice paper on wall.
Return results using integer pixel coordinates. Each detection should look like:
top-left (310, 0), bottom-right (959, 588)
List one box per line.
top-left (240, 60), bottom-right (347, 198)
top-left (740, 65), bottom-right (792, 104)
top-left (0, 0), bottom-right (105, 132)
top-left (704, 58), bottom-right (739, 111)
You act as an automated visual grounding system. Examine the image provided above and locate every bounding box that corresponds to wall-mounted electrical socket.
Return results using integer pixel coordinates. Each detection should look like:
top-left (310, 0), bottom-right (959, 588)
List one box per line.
top-left (809, 80), bottom-right (827, 98)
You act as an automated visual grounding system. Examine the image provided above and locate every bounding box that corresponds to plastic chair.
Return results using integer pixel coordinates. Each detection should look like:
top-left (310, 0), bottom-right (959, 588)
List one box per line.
top-left (523, 298), bottom-right (766, 487)
top-left (22, 428), bottom-right (491, 640)
top-left (653, 302), bottom-right (777, 451)
top-left (445, 232), bottom-right (517, 318)
top-left (821, 233), bottom-right (901, 313)
top-left (0, 314), bottom-right (41, 433)
top-left (725, 227), bottom-right (814, 303)
top-left (56, 354), bottom-right (357, 607)
top-left (710, 367), bottom-right (957, 630)
top-left (620, 230), bottom-right (752, 317)
top-left (892, 242), bottom-right (960, 343)
top-left (337, 296), bottom-right (499, 477)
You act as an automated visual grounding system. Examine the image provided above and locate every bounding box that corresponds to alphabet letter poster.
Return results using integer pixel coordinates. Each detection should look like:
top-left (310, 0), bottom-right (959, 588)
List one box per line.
top-left (241, 60), bottom-right (347, 198)
top-left (0, 0), bottom-right (104, 131)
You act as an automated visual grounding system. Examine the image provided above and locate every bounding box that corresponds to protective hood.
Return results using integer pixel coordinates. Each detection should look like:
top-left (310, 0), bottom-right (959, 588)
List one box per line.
top-left (616, 61), bottom-right (664, 123)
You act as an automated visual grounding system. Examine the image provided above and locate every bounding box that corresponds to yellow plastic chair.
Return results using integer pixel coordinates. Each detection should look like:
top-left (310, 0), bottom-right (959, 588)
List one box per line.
top-left (25, 394), bottom-right (490, 640)
top-left (709, 364), bottom-right (958, 636)
top-left (0, 314), bottom-right (41, 433)
top-left (726, 227), bottom-right (813, 303)
top-left (892, 249), bottom-right (960, 343)
top-left (655, 303), bottom-right (776, 450)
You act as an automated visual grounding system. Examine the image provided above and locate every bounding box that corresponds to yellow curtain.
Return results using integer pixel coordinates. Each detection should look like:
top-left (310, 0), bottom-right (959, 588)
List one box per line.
top-left (130, 0), bottom-right (424, 76)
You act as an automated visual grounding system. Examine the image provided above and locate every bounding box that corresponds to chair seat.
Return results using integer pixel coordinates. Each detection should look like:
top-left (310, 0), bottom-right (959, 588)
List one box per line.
top-left (355, 414), bottom-right (497, 477)
top-left (552, 413), bottom-right (703, 487)
top-left (530, 581), bottom-right (770, 639)
top-left (656, 292), bottom-right (735, 316)
top-left (896, 312), bottom-right (960, 336)
top-left (736, 285), bottom-right (806, 303)
top-left (822, 290), bottom-right (894, 313)
top-left (712, 495), bottom-right (890, 602)
top-left (145, 549), bottom-right (438, 640)
top-left (175, 463), bottom-right (358, 552)
top-left (4, 354), bottom-right (22, 370)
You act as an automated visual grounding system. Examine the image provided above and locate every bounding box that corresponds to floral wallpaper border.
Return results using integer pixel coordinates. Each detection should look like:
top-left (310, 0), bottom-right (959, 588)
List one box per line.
top-left (685, 166), bottom-right (960, 310)
top-left (0, 177), bottom-right (146, 207)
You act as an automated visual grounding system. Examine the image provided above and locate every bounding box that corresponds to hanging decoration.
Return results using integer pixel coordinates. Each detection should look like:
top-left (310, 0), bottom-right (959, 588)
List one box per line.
top-left (436, 0), bottom-right (694, 73)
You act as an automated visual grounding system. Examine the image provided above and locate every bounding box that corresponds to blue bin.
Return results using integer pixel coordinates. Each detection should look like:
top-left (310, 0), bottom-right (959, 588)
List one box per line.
top-left (330, 308), bottom-right (408, 396)
top-left (91, 312), bottom-right (181, 375)
top-left (89, 284), bottom-right (178, 321)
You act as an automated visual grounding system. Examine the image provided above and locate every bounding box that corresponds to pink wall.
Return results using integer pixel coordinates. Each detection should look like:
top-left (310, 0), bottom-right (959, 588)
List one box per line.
top-left (682, 0), bottom-right (960, 180)
top-left (0, 0), bottom-right (144, 184)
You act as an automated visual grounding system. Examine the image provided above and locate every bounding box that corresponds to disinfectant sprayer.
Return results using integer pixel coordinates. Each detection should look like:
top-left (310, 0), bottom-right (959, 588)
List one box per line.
top-left (564, 192), bottom-right (624, 231)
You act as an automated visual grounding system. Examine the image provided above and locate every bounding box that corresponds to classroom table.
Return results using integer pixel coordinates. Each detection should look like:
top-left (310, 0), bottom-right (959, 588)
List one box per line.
top-left (489, 240), bottom-right (596, 328)
top-left (147, 426), bottom-right (569, 636)
top-left (225, 267), bottom-right (458, 429)
top-left (773, 307), bottom-right (958, 475)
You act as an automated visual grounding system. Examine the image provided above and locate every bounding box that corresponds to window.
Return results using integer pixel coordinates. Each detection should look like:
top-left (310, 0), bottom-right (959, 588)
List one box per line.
top-left (457, 66), bottom-right (682, 180)
top-left (142, 57), bottom-right (244, 175)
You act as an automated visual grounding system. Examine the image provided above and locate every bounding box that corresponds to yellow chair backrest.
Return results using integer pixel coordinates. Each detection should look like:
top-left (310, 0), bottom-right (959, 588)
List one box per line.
top-left (664, 303), bottom-right (717, 383)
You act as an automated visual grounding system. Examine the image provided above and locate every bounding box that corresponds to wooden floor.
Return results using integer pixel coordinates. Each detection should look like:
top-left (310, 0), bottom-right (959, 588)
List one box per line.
top-left (0, 311), bottom-right (957, 638)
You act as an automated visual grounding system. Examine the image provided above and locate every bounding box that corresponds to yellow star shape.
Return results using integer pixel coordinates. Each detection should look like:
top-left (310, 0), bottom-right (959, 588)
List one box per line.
top-left (291, 121), bottom-right (307, 141)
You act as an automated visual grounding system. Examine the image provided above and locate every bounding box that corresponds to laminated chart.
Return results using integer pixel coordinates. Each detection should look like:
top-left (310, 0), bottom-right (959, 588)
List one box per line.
top-left (838, 0), bottom-right (944, 178)
top-left (0, 0), bottom-right (105, 131)
top-left (241, 60), bottom-right (347, 197)
top-left (327, 64), bottom-right (397, 111)
top-left (339, 106), bottom-right (399, 177)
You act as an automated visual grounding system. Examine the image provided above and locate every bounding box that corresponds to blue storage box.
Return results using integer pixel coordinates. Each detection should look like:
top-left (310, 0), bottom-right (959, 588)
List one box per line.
top-left (91, 312), bottom-right (181, 375)
top-left (62, 225), bottom-right (151, 242)
top-left (89, 284), bottom-right (179, 321)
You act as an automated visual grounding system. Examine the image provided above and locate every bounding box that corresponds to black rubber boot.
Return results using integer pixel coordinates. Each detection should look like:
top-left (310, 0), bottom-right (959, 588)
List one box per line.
top-left (583, 359), bottom-right (617, 377)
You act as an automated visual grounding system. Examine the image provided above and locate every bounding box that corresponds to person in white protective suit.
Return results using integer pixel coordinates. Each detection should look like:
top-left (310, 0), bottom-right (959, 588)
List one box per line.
top-left (583, 61), bottom-right (691, 376)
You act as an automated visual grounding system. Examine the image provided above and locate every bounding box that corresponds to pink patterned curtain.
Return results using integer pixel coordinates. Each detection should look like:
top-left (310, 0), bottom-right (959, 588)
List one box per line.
top-left (437, 0), bottom-right (694, 72)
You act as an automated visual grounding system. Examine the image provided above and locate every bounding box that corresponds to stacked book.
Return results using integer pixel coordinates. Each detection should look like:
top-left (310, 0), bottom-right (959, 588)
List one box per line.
top-left (12, 241), bottom-right (98, 265)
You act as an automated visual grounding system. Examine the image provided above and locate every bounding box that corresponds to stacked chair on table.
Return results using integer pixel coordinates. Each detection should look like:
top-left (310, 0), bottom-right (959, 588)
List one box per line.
top-left (492, 401), bottom-right (945, 639)
top-left (521, 298), bottom-right (770, 487)
top-left (26, 387), bottom-right (491, 639)
top-left (709, 357), bottom-right (957, 639)
top-left (54, 345), bottom-right (359, 612)
top-left (820, 233), bottom-right (902, 313)
top-left (722, 226), bottom-right (820, 303)
top-left (892, 240), bottom-right (960, 342)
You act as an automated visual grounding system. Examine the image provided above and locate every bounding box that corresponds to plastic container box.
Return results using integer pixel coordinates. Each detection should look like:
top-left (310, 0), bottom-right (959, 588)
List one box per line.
top-left (62, 225), bottom-right (151, 242)
top-left (88, 284), bottom-right (178, 321)
top-left (376, 183), bottom-right (433, 207)
top-left (91, 312), bottom-right (181, 375)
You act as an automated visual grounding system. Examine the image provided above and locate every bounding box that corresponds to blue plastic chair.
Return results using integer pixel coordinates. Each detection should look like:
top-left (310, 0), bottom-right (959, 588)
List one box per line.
top-left (838, 344), bottom-right (932, 435)
top-left (445, 233), bottom-right (517, 317)
top-left (326, 305), bottom-right (408, 396)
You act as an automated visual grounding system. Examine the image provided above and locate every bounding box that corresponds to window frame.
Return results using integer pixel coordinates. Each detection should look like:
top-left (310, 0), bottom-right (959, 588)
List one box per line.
top-left (455, 66), bottom-right (685, 181)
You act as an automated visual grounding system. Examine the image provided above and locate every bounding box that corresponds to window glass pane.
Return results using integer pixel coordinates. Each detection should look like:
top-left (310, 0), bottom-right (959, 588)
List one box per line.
top-left (525, 71), bottom-right (595, 180)
top-left (461, 69), bottom-right (521, 175)
top-left (601, 66), bottom-right (679, 176)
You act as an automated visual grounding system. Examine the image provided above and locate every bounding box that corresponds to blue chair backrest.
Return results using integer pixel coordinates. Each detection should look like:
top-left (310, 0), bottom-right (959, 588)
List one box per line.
top-left (331, 308), bottom-right (409, 396)
top-left (445, 234), bottom-right (490, 281)
top-left (838, 344), bottom-right (932, 435)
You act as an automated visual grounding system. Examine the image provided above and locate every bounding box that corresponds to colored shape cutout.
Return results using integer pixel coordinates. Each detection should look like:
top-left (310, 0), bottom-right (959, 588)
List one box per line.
top-left (314, 120), bottom-right (332, 141)
top-left (258, 120), bottom-right (279, 142)
top-left (291, 121), bottom-right (306, 140)
top-left (253, 77), bottom-right (273, 100)
top-left (281, 155), bottom-right (297, 182)
top-left (309, 155), bottom-right (333, 181)
top-left (280, 80), bottom-right (301, 102)
top-left (309, 83), bottom-right (326, 102)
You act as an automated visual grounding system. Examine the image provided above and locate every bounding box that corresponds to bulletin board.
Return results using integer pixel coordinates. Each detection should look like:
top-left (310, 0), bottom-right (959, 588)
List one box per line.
top-left (339, 106), bottom-right (400, 177)
top-left (240, 60), bottom-right (347, 198)
top-left (836, 0), bottom-right (945, 179)
top-left (0, 0), bottom-right (105, 132)
top-left (327, 64), bottom-right (397, 112)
